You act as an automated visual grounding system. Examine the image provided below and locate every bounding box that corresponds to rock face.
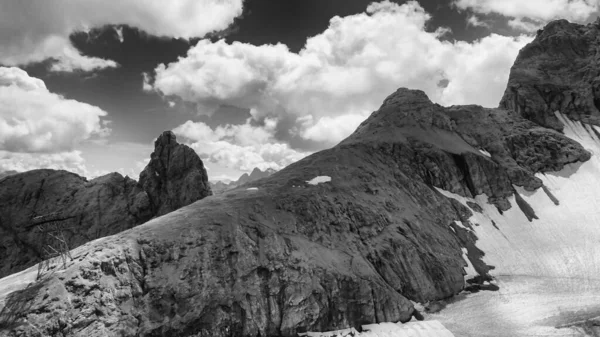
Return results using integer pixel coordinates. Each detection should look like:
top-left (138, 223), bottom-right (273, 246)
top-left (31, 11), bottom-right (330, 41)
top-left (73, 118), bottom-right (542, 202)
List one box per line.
top-left (500, 18), bottom-right (600, 130)
top-left (0, 171), bottom-right (153, 278)
top-left (0, 85), bottom-right (590, 336)
top-left (139, 131), bottom-right (212, 216)
top-left (0, 132), bottom-right (211, 279)
top-left (0, 171), bottom-right (17, 182)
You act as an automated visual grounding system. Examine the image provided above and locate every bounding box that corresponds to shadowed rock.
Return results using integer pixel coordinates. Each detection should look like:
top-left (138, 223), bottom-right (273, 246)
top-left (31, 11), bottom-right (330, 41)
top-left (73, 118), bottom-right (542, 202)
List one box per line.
top-left (139, 131), bottom-right (212, 216)
top-left (500, 19), bottom-right (600, 130)
top-left (0, 131), bottom-right (211, 279)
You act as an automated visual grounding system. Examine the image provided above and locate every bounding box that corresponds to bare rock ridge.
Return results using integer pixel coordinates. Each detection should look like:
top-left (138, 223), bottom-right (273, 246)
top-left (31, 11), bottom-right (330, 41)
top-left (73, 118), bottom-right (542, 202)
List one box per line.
top-left (500, 18), bottom-right (600, 130)
top-left (0, 74), bottom-right (591, 336)
top-left (139, 131), bottom-right (212, 216)
top-left (0, 131), bottom-right (211, 278)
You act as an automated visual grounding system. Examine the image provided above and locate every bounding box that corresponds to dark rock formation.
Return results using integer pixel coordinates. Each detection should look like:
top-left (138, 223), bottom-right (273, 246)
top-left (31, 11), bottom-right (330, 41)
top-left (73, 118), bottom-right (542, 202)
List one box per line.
top-left (0, 170), bottom-right (153, 278)
top-left (139, 131), bottom-right (212, 216)
top-left (0, 171), bottom-right (17, 182)
top-left (0, 131), bottom-right (211, 279)
top-left (500, 18), bottom-right (600, 129)
top-left (0, 87), bottom-right (589, 337)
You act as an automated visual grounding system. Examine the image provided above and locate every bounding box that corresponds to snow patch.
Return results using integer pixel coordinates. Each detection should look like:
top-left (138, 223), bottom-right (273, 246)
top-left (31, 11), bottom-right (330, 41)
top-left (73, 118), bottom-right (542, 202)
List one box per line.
top-left (478, 149), bottom-right (491, 157)
top-left (0, 264), bottom-right (38, 311)
top-left (301, 321), bottom-right (454, 337)
top-left (246, 187), bottom-right (258, 191)
top-left (430, 112), bottom-right (600, 336)
top-left (306, 176), bottom-right (331, 185)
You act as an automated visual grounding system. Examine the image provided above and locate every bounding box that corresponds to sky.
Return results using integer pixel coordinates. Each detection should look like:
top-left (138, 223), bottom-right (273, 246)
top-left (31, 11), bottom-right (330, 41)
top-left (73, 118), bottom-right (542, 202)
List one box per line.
top-left (0, 0), bottom-right (599, 182)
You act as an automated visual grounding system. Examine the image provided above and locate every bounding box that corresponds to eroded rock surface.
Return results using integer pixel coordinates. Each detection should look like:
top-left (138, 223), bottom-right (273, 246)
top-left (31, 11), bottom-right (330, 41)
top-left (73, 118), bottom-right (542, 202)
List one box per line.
top-left (0, 132), bottom-right (211, 279)
top-left (500, 18), bottom-right (600, 130)
top-left (0, 86), bottom-right (589, 337)
top-left (139, 131), bottom-right (212, 216)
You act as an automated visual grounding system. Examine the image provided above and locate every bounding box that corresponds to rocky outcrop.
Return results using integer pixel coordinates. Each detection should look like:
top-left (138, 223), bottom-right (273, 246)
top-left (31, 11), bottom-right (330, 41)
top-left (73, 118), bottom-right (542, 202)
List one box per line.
top-left (0, 170), bottom-right (153, 278)
top-left (0, 131), bottom-right (211, 279)
top-left (0, 86), bottom-right (590, 337)
top-left (139, 131), bottom-right (212, 216)
top-left (500, 18), bottom-right (600, 130)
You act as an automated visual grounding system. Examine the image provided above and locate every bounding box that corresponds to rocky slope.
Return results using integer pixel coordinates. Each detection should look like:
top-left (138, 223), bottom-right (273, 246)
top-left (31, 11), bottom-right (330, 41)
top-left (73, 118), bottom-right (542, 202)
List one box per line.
top-left (0, 131), bottom-right (211, 279)
top-left (500, 18), bottom-right (600, 130)
top-left (0, 171), bottom-right (17, 182)
top-left (0, 80), bottom-right (590, 336)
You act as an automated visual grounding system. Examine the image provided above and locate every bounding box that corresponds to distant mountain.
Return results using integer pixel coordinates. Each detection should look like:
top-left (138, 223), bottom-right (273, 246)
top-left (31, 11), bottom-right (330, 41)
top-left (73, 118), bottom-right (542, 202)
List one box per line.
top-left (210, 167), bottom-right (277, 194)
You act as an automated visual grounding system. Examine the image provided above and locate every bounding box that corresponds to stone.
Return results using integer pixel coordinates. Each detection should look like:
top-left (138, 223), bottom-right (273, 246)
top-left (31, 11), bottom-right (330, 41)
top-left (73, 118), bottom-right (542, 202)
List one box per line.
top-left (139, 131), bottom-right (212, 216)
top-left (500, 19), bottom-right (600, 130)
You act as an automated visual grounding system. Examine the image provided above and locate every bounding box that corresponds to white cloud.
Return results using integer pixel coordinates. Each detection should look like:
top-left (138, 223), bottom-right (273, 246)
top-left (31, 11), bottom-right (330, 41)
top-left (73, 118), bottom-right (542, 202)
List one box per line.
top-left (507, 18), bottom-right (543, 32)
top-left (455, 0), bottom-right (599, 31)
top-left (0, 150), bottom-right (88, 177)
top-left (174, 120), bottom-right (308, 172)
top-left (0, 67), bottom-right (110, 153)
top-left (150, 1), bottom-right (532, 148)
top-left (467, 15), bottom-right (490, 28)
top-left (0, 0), bottom-right (243, 71)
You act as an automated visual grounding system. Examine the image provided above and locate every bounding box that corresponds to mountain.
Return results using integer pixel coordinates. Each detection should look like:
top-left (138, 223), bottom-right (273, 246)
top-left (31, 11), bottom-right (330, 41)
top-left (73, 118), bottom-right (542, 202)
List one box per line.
top-left (211, 167), bottom-right (277, 194)
top-left (0, 131), bottom-right (211, 279)
top-left (2, 19), bottom-right (600, 337)
top-left (139, 131), bottom-right (212, 217)
top-left (0, 171), bottom-right (17, 182)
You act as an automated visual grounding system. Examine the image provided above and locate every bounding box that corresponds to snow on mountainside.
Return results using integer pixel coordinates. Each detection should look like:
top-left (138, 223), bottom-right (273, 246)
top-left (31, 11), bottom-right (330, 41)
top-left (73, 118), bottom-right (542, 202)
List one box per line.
top-left (303, 111), bottom-right (600, 337)
top-left (428, 112), bottom-right (600, 336)
top-left (3, 18), bottom-right (600, 337)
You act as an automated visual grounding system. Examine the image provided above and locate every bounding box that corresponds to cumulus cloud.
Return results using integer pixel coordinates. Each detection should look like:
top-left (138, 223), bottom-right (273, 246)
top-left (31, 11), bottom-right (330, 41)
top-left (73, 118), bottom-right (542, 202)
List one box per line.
top-left (0, 67), bottom-right (110, 153)
top-left (0, 0), bottom-right (243, 71)
top-left (0, 67), bottom-right (111, 176)
top-left (149, 0), bottom-right (531, 150)
top-left (454, 0), bottom-right (599, 31)
top-left (0, 150), bottom-right (88, 177)
top-left (467, 15), bottom-right (490, 28)
top-left (173, 120), bottom-right (308, 172)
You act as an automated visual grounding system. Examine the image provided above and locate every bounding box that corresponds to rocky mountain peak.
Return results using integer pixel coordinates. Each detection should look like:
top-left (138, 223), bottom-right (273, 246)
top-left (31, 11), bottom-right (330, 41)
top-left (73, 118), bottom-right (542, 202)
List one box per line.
top-left (139, 130), bottom-right (212, 216)
top-left (154, 130), bottom-right (177, 148)
top-left (500, 18), bottom-right (600, 130)
top-left (0, 130), bottom-right (212, 278)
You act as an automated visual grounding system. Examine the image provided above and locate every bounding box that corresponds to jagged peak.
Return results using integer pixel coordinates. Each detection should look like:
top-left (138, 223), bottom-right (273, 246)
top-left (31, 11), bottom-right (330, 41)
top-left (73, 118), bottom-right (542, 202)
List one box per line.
top-left (380, 88), bottom-right (432, 109)
top-left (154, 130), bottom-right (178, 148)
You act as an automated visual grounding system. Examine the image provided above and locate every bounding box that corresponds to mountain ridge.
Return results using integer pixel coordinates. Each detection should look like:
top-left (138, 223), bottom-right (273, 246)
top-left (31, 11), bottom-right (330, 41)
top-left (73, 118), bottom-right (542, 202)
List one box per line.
top-left (2, 18), bottom-right (600, 337)
top-left (0, 131), bottom-right (211, 278)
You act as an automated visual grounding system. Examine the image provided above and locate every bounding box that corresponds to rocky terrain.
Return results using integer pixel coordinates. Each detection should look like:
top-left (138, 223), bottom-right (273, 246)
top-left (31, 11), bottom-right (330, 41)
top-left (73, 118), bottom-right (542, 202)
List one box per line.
top-left (210, 167), bottom-right (277, 194)
top-left (0, 171), bottom-right (17, 182)
top-left (0, 131), bottom-right (211, 279)
top-left (0, 83), bottom-right (590, 336)
top-left (1, 18), bottom-right (600, 337)
top-left (500, 18), bottom-right (600, 130)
